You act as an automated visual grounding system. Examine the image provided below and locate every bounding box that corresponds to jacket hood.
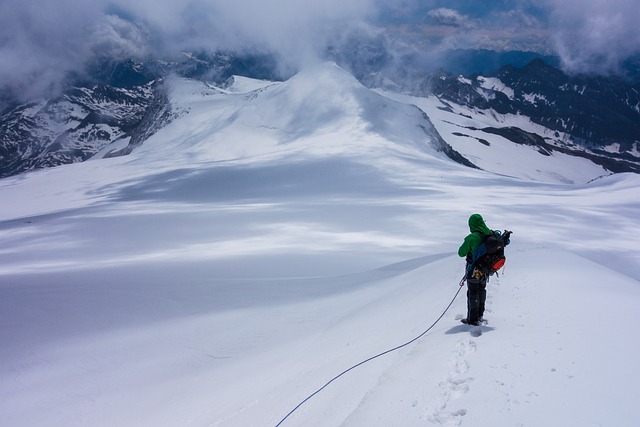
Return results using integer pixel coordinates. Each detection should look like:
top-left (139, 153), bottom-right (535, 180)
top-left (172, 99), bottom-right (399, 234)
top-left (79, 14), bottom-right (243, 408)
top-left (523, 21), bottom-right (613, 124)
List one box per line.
top-left (468, 214), bottom-right (491, 235)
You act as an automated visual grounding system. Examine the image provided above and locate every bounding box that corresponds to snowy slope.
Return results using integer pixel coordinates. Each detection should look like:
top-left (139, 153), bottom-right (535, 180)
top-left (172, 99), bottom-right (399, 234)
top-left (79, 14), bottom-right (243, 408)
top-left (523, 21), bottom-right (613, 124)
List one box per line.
top-left (378, 90), bottom-right (610, 184)
top-left (131, 63), bottom-right (455, 171)
top-left (1, 63), bottom-right (639, 427)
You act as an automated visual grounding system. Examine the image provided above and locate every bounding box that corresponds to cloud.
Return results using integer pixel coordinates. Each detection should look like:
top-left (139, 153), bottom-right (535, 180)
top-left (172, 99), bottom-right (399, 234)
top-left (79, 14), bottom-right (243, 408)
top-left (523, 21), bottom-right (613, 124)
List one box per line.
top-left (384, 0), bottom-right (640, 75)
top-left (412, 6), bottom-right (549, 54)
top-left (90, 15), bottom-right (149, 59)
top-left (0, 0), bottom-right (103, 100)
top-left (0, 0), bottom-right (380, 102)
top-left (2, 0), bottom-right (639, 105)
top-left (426, 8), bottom-right (475, 28)
top-left (546, 0), bottom-right (640, 73)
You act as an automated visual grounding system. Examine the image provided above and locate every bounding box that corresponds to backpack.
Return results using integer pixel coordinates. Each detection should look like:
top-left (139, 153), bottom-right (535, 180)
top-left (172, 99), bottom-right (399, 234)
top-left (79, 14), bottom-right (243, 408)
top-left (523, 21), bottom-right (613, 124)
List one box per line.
top-left (469, 230), bottom-right (511, 276)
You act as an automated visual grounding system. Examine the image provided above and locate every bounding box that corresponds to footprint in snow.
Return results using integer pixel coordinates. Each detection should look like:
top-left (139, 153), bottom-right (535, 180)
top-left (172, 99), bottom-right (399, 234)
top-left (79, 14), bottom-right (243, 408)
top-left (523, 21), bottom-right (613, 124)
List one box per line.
top-left (427, 339), bottom-right (476, 426)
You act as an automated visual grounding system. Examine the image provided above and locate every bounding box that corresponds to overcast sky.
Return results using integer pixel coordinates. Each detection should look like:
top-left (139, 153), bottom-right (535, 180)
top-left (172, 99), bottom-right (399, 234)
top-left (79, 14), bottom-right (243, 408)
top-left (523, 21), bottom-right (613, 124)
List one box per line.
top-left (1, 0), bottom-right (639, 102)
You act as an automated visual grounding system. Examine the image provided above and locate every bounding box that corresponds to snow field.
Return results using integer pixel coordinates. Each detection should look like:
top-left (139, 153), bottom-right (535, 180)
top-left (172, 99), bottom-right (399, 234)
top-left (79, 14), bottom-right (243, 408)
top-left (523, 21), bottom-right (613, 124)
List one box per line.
top-left (1, 62), bottom-right (639, 426)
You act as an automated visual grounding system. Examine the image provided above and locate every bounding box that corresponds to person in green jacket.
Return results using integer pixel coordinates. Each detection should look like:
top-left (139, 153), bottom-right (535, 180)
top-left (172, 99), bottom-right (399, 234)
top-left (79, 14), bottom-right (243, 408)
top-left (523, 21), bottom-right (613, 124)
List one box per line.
top-left (458, 214), bottom-right (498, 326)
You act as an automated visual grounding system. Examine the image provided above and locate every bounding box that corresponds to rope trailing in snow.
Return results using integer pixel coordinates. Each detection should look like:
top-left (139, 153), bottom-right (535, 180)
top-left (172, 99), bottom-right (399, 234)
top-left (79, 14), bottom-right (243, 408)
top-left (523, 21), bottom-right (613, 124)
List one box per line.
top-left (274, 282), bottom-right (466, 426)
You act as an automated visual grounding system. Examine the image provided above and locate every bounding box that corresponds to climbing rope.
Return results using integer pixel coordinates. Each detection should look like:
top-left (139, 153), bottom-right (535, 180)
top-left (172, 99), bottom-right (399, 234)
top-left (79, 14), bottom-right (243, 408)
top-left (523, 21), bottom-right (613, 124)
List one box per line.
top-left (274, 281), bottom-right (466, 426)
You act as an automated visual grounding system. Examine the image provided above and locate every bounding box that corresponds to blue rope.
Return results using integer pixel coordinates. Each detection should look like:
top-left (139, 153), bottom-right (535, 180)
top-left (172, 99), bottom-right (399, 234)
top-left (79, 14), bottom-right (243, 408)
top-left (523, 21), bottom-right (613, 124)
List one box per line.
top-left (274, 282), bottom-right (465, 426)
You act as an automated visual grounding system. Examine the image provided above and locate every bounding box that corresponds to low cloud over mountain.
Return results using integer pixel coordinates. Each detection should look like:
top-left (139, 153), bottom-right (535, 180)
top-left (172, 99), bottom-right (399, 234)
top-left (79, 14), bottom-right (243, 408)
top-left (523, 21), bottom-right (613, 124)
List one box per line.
top-left (1, 0), bottom-right (639, 104)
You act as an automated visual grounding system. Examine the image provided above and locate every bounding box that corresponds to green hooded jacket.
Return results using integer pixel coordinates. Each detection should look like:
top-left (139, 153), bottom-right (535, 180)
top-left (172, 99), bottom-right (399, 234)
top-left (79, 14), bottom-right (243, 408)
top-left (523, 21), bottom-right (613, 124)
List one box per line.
top-left (458, 214), bottom-right (494, 257)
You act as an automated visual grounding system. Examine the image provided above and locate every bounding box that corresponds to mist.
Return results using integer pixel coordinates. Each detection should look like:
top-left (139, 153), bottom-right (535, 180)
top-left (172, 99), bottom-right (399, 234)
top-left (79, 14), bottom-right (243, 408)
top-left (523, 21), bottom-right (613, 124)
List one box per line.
top-left (2, 0), bottom-right (640, 106)
top-left (0, 0), bottom-right (378, 103)
top-left (546, 0), bottom-right (640, 74)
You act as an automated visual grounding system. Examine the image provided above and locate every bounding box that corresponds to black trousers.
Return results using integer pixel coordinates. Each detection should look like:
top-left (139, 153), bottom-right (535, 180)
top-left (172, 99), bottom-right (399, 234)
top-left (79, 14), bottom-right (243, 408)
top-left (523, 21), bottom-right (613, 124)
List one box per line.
top-left (466, 278), bottom-right (487, 323)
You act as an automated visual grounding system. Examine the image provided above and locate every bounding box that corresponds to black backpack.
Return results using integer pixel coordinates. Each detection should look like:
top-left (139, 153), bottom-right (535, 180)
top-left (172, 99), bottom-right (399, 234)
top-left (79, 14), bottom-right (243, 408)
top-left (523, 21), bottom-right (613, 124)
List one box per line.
top-left (469, 230), bottom-right (511, 275)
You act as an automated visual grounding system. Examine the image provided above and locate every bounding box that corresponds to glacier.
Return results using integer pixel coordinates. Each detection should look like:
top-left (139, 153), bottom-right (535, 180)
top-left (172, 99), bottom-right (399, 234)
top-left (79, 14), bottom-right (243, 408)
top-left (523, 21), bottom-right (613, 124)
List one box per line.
top-left (1, 62), bottom-right (639, 427)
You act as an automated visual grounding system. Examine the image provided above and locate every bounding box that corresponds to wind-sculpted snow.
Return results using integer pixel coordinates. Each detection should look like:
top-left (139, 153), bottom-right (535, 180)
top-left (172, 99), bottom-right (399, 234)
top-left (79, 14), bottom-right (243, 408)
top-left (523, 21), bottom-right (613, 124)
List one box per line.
top-left (132, 63), bottom-right (465, 170)
top-left (1, 62), bottom-right (640, 427)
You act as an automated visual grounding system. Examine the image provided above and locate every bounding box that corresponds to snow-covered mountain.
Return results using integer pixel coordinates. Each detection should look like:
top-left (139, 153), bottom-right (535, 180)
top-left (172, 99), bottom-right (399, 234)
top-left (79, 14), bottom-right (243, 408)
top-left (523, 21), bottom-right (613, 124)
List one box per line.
top-left (2, 56), bottom-right (639, 181)
top-left (1, 61), bottom-right (640, 427)
top-left (0, 82), bottom-right (158, 177)
top-left (119, 64), bottom-right (472, 176)
top-left (419, 59), bottom-right (640, 174)
top-left (0, 53), bottom-right (283, 179)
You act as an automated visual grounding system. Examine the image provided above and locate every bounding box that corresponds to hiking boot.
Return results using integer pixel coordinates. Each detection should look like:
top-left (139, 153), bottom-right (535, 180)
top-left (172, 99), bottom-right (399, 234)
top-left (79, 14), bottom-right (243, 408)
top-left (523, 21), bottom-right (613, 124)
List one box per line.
top-left (461, 318), bottom-right (480, 326)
